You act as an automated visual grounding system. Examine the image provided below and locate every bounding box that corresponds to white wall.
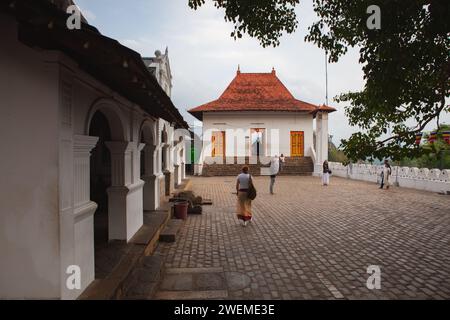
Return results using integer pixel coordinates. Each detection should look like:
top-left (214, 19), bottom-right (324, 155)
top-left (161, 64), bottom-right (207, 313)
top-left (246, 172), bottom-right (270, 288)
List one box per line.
top-left (0, 15), bottom-right (61, 299)
top-left (329, 162), bottom-right (450, 194)
top-left (202, 112), bottom-right (314, 159)
top-left (0, 13), bottom-right (185, 299)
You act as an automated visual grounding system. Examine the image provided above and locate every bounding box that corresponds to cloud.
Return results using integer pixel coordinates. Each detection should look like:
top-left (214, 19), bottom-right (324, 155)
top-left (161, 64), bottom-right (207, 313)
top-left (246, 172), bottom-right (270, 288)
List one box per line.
top-left (74, 0), bottom-right (450, 145)
top-left (77, 6), bottom-right (96, 22)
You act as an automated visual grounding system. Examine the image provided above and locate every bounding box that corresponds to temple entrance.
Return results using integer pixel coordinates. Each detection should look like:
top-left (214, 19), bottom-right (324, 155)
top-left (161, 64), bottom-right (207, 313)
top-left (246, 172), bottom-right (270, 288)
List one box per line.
top-left (290, 131), bottom-right (304, 157)
top-left (250, 128), bottom-right (265, 157)
top-left (211, 131), bottom-right (225, 157)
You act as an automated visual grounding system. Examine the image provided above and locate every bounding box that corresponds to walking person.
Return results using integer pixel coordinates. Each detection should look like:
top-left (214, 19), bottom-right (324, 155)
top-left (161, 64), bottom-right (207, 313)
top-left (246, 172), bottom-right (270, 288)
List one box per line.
top-left (322, 160), bottom-right (331, 186)
top-left (269, 155), bottom-right (280, 194)
top-left (279, 153), bottom-right (285, 172)
top-left (236, 166), bottom-right (253, 226)
top-left (380, 159), bottom-right (392, 189)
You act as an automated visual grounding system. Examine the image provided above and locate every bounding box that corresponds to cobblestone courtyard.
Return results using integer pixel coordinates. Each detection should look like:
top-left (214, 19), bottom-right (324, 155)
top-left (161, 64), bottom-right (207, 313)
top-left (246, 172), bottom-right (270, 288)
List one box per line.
top-left (156, 176), bottom-right (450, 299)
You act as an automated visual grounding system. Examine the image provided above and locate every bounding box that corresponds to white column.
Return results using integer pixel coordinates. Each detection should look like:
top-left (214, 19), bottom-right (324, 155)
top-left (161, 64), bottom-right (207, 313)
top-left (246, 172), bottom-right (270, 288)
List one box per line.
top-left (315, 113), bottom-right (323, 174)
top-left (134, 143), bottom-right (146, 184)
top-left (105, 141), bottom-right (130, 240)
top-left (181, 146), bottom-right (186, 179)
top-left (142, 144), bottom-right (159, 211)
top-left (73, 135), bottom-right (99, 208)
top-left (70, 135), bottom-right (99, 299)
top-left (320, 112), bottom-right (329, 162)
top-left (314, 112), bottom-right (329, 175)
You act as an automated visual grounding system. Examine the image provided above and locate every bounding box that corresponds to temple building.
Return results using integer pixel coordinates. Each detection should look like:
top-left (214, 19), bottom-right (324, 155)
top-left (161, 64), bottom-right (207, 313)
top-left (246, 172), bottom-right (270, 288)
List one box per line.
top-left (189, 68), bottom-right (336, 176)
top-left (0, 0), bottom-right (188, 299)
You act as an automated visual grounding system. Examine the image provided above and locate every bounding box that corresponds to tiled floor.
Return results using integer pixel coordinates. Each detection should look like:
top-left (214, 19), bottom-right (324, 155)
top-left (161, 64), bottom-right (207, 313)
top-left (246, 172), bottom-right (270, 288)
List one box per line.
top-left (156, 176), bottom-right (450, 299)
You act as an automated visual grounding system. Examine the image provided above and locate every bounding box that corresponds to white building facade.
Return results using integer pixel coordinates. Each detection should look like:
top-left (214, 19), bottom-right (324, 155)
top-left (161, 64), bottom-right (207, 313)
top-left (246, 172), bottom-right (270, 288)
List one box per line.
top-left (0, 2), bottom-right (187, 299)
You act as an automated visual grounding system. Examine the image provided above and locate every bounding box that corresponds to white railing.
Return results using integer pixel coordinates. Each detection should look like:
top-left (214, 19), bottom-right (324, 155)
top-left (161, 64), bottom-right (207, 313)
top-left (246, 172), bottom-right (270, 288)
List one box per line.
top-left (329, 162), bottom-right (450, 194)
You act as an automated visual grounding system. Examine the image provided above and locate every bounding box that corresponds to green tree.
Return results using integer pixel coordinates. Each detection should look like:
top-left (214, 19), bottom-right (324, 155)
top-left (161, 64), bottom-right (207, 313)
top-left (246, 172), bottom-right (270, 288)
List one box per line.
top-left (329, 139), bottom-right (348, 163)
top-left (188, 0), bottom-right (450, 162)
top-left (399, 124), bottom-right (450, 169)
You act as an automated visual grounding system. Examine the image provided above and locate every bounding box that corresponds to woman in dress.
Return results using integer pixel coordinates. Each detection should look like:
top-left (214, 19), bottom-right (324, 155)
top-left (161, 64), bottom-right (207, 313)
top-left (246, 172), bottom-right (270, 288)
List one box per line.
top-left (380, 159), bottom-right (392, 189)
top-left (236, 166), bottom-right (252, 226)
top-left (322, 160), bottom-right (330, 186)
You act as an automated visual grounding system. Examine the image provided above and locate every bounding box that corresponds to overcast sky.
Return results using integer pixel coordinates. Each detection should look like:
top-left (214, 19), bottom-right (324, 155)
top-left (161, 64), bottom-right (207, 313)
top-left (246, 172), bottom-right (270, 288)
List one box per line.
top-left (75, 0), bottom-right (449, 145)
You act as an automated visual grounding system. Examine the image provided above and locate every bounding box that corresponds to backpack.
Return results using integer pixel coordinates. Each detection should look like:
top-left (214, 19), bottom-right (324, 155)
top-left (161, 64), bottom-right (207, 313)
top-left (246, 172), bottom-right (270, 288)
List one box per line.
top-left (247, 175), bottom-right (257, 200)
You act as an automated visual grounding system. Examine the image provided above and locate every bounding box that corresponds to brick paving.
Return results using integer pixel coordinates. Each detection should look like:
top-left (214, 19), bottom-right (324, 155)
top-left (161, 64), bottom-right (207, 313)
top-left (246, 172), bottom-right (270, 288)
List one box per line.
top-left (155, 176), bottom-right (450, 299)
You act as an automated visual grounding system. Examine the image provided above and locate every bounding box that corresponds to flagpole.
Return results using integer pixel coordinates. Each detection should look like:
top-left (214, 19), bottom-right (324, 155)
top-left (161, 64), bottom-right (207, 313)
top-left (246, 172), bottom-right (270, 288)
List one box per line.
top-left (325, 50), bottom-right (329, 106)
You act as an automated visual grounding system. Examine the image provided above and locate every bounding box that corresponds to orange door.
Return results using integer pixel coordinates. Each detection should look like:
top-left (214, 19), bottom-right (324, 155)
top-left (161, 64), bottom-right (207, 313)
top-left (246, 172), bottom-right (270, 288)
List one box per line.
top-left (290, 131), bottom-right (304, 157)
top-left (211, 131), bottom-right (225, 157)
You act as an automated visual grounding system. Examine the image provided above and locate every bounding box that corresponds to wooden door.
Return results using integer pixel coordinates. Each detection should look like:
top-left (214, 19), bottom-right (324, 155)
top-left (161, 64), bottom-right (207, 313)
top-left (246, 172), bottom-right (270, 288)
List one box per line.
top-left (211, 131), bottom-right (225, 157)
top-left (290, 131), bottom-right (304, 157)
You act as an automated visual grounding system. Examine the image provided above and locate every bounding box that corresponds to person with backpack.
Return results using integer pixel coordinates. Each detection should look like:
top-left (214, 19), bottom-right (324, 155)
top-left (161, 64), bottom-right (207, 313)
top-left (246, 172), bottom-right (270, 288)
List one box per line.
top-left (236, 166), bottom-right (254, 226)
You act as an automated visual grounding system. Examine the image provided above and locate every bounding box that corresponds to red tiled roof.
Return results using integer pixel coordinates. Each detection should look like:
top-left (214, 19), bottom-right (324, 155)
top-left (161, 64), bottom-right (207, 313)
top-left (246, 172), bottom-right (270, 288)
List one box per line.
top-left (316, 104), bottom-right (337, 112)
top-left (188, 69), bottom-right (336, 120)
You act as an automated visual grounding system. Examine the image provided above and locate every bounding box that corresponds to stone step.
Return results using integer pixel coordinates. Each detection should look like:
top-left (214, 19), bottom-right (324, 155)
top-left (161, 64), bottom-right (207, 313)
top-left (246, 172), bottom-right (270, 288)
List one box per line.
top-left (202, 157), bottom-right (314, 177)
top-left (159, 219), bottom-right (184, 243)
top-left (122, 255), bottom-right (165, 299)
top-left (78, 245), bottom-right (142, 300)
top-left (203, 157), bottom-right (314, 177)
top-left (78, 210), bottom-right (172, 300)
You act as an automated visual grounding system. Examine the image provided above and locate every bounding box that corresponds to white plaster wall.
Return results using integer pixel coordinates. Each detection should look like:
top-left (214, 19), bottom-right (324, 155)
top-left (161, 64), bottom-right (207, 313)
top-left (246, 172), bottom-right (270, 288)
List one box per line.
top-left (1, 13), bottom-right (184, 299)
top-left (202, 112), bottom-right (314, 158)
top-left (0, 15), bottom-right (61, 298)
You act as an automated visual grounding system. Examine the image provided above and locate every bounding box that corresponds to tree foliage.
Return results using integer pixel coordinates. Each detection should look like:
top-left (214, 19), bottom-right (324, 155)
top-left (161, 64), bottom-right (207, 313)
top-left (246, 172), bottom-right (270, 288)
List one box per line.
top-left (188, 0), bottom-right (300, 47)
top-left (329, 139), bottom-right (348, 163)
top-left (307, 0), bottom-right (450, 162)
top-left (188, 0), bottom-right (450, 162)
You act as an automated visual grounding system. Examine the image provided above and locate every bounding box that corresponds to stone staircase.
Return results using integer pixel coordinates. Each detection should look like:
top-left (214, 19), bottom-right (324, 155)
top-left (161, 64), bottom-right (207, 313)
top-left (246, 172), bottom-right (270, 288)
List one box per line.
top-left (202, 157), bottom-right (314, 176)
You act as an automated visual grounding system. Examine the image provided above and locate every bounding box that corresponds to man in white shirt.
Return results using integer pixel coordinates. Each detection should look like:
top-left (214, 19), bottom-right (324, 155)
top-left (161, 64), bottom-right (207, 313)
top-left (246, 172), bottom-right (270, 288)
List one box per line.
top-left (269, 155), bottom-right (280, 195)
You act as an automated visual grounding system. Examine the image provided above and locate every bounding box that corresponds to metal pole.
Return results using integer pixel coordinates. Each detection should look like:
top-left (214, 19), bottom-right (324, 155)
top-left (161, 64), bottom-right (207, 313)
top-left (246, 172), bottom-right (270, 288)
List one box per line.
top-left (325, 50), bottom-right (329, 106)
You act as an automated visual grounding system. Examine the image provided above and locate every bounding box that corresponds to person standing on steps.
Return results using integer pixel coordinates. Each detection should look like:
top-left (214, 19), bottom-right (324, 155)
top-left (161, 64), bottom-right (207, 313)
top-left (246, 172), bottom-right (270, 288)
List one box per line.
top-left (269, 155), bottom-right (280, 195)
top-left (279, 154), bottom-right (285, 172)
top-left (236, 166), bottom-right (253, 226)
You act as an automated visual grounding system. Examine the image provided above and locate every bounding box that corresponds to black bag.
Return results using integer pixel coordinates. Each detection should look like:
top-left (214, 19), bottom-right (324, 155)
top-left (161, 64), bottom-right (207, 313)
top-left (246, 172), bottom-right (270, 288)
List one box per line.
top-left (328, 170), bottom-right (332, 174)
top-left (247, 175), bottom-right (257, 200)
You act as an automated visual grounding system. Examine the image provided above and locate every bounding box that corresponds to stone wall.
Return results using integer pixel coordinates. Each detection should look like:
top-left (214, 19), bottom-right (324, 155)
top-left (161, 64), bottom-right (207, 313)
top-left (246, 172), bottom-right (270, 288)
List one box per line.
top-left (329, 162), bottom-right (450, 194)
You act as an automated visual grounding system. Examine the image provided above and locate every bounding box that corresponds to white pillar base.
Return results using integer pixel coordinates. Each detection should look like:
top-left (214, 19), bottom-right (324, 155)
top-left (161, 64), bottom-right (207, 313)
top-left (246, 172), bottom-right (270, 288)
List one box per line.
top-left (181, 163), bottom-right (186, 180)
top-left (142, 174), bottom-right (159, 211)
top-left (107, 186), bottom-right (129, 240)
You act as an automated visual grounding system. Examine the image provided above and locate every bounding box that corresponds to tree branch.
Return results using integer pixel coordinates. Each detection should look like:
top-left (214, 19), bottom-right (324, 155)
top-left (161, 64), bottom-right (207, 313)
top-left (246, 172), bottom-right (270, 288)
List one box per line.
top-left (376, 101), bottom-right (447, 146)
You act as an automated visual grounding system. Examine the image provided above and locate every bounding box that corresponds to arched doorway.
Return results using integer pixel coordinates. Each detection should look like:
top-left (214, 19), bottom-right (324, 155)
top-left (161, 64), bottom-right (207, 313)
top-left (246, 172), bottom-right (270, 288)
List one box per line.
top-left (89, 110), bottom-right (112, 278)
top-left (87, 104), bottom-right (127, 279)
